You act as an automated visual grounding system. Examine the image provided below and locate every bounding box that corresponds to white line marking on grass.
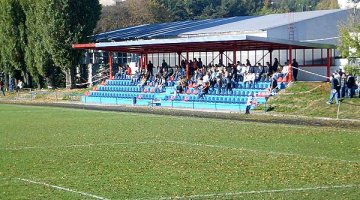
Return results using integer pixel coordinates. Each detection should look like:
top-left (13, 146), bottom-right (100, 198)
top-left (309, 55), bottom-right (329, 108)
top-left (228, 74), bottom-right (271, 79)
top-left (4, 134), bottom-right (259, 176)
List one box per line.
top-left (156, 184), bottom-right (360, 200)
top-left (1, 141), bottom-right (157, 151)
top-left (17, 178), bottom-right (110, 200)
top-left (3, 140), bottom-right (358, 163)
top-left (161, 141), bottom-right (360, 163)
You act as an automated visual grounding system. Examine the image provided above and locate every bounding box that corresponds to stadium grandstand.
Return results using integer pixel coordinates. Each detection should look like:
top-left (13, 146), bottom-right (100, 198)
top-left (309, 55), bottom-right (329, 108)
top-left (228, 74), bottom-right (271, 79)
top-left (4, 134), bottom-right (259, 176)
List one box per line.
top-left (73, 9), bottom-right (351, 111)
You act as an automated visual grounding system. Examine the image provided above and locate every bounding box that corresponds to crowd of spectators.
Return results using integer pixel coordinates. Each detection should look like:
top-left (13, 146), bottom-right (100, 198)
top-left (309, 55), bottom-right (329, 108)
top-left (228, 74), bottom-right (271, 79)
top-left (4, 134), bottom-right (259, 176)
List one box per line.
top-left (327, 69), bottom-right (360, 104)
top-left (113, 58), bottom-right (301, 98)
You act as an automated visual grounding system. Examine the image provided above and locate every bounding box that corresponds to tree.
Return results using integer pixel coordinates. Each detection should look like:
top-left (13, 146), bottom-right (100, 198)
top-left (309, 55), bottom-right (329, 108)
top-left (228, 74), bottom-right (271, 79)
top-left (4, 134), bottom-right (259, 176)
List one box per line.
top-left (316, 0), bottom-right (339, 10)
top-left (95, 0), bottom-right (171, 33)
top-left (338, 16), bottom-right (360, 60)
top-left (40, 0), bottom-right (101, 88)
top-left (0, 0), bottom-right (27, 86)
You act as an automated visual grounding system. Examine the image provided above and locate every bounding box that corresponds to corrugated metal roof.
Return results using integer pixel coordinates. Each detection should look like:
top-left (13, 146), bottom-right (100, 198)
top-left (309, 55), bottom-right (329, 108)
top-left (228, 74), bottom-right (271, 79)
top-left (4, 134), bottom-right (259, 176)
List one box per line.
top-left (94, 16), bottom-right (254, 42)
top-left (181, 9), bottom-right (347, 36)
top-left (93, 9), bottom-right (347, 42)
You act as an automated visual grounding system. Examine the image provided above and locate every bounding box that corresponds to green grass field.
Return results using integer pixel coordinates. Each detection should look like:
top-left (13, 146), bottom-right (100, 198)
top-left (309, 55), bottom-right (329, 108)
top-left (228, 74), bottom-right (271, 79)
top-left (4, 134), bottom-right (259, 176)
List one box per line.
top-left (0, 104), bottom-right (359, 200)
top-left (265, 82), bottom-right (360, 120)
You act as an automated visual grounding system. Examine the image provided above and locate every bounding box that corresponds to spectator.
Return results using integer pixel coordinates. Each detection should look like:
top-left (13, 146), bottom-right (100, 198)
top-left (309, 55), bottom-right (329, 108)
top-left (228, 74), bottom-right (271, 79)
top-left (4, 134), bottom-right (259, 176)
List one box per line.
top-left (357, 77), bottom-right (360, 98)
top-left (281, 64), bottom-right (289, 80)
top-left (198, 82), bottom-right (210, 99)
top-left (115, 66), bottom-right (124, 79)
top-left (347, 74), bottom-right (356, 98)
top-left (256, 63), bottom-right (265, 82)
top-left (246, 59), bottom-right (251, 67)
top-left (0, 80), bottom-right (5, 96)
top-left (147, 61), bottom-right (154, 76)
top-left (16, 80), bottom-right (23, 93)
top-left (339, 73), bottom-right (347, 98)
top-left (292, 59), bottom-right (299, 81)
top-left (270, 76), bottom-right (278, 95)
top-left (225, 72), bottom-right (232, 92)
top-left (327, 73), bottom-right (340, 104)
top-left (161, 59), bottom-right (168, 71)
top-left (131, 70), bottom-right (141, 83)
top-left (198, 58), bottom-right (203, 69)
top-left (126, 65), bottom-right (132, 76)
top-left (334, 71), bottom-right (341, 99)
top-left (245, 94), bottom-right (255, 114)
top-left (175, 81), bottom-right (183, 96)
top-left (272, 58), bottom-right (279, 74)
top-left (203, 72), bottom-right (210, 84)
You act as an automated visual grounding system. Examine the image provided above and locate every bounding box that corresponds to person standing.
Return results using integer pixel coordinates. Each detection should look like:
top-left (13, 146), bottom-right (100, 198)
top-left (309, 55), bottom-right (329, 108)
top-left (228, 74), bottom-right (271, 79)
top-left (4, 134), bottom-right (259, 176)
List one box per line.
top-left (147, 61), bottom-right (154, 76)
top-left (245, 94), bottom-right (255, 114)
top-left (347, 74), bottom-right (356, 98)
top-left (16, 80), bottom-right (24, 93)
top-left (292, 59), bottom-right (299, 81)
top-left (0, 80), bottom-right (5, 96)
top-left (327, 73), bottom-right (340, 104)
top-left (272, 58), bottom-right (279, 74)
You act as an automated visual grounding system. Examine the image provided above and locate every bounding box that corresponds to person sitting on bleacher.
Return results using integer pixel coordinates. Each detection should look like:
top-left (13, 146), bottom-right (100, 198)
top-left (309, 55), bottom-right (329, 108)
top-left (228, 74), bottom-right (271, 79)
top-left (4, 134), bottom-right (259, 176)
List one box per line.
top-left (175, 81), bottom-right (183, 96)
top-left (243, 64), bottom-right (256, 88)
top-left (280, 63), bottom-right (289, 80)
top-left (238, 63), bottom-right (246, 82)
top-left (125, 65), bottom-right (132, 77)
top-left (203, 72), bottom-right (210, 84)
top-left (131, 70), bottom-right (141, 83)
top-left (115, 66), bottom-right (124, 79)
top-left (155, 76), bottom-right (166, 92)
top-left (198, 82), bottom-right (210, 99)
top-left (172, 66), bottom-right (181, 81)
top-left (162, 68), bottom-right (169, 81)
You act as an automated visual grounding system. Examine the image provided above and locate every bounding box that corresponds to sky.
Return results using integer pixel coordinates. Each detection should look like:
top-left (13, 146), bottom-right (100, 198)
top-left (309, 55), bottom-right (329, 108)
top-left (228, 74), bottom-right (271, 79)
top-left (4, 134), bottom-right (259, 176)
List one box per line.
top-left (99, 0), bottom-right (125, 6)
top-left (99, 0), bottom-right (116, 6)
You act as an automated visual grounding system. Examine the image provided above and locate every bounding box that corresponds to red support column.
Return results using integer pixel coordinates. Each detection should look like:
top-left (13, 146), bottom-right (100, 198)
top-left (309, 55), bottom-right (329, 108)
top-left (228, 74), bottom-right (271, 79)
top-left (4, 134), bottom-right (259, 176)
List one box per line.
top-left (186, 50), bottom-right (189, 80)
top-left (140, 54), bottom-right (143, 70)
top-left (144, 52), bottom-right (148, 70)
top-left (288, 47), bottom-right (293, 82)
top-left (327, 49), bottom-right (331, 82)
top-left (219, 51), bottom-right (224, 66)
top-left (109, 51), bottom-right (113, 79)
top-left (177, 52), bottom-right (181, 66)
top-left (233, 47), bottom-right (237, 64)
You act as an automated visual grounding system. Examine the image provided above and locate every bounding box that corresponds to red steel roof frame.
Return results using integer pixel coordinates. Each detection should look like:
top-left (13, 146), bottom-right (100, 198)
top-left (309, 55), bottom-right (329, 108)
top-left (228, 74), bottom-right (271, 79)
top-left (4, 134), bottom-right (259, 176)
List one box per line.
top-left (73, 38), bottom-right (336, 54)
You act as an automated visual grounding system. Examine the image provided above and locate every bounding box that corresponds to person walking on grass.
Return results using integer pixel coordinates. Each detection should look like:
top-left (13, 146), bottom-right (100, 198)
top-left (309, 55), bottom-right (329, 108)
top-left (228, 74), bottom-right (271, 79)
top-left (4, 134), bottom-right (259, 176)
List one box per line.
top-left (327, 73), bottom-right (340, 105)
top-left (245, 94), bottom-right (256, 114)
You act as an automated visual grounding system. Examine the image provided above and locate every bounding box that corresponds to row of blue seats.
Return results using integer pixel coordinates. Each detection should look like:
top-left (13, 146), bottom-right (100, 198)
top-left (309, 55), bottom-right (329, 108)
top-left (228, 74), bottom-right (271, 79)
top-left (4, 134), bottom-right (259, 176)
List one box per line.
top-left (167, 94), bottom-right (266, 104)
top-left (186, 88), bottom-right (265, 96)
top-left (106, 80), bottom-right (136, 86)
top-left (236, 82), bottom-right (270, 89)
top-left (98, 85), bottom-right (165, 93)
top-left (90, 91), bottom-right (155, 99)
top-left (98, 85), bottom-right (141, 92)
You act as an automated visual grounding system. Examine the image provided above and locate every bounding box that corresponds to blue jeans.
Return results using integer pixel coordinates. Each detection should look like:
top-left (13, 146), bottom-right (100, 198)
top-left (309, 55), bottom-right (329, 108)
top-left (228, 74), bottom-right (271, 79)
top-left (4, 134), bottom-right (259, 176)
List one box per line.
top-left (347, 87), bottom-right (355, 98)
top-left (328, 90), bottom-right (339, 104)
